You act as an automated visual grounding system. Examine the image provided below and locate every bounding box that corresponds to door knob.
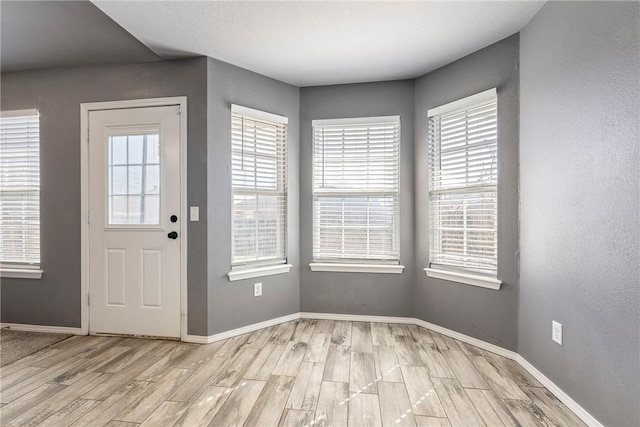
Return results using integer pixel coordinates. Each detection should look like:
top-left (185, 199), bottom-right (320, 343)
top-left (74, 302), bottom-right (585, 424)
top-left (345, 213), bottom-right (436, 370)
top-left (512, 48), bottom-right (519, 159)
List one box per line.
top-left (167, 231), bottom-right (178, 239)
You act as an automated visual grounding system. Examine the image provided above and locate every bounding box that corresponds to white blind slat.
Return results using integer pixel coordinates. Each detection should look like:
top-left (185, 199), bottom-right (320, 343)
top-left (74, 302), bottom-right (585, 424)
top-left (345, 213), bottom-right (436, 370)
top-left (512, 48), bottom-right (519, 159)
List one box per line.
top-left (231, 110), bottom-right (287, 268)
top-left (0, 112), bottom-right (40, 266)
top-left (428, 94), bottom-right (497, 276)
top-left (313, 117), bottom-right (400, 263)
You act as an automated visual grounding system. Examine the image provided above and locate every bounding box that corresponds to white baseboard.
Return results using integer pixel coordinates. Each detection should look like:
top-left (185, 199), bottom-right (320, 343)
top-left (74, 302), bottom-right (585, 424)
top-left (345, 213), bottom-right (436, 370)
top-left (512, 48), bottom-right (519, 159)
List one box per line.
top-left (412, 319), bottom-right (601, 426)
top-left (186, 312), bottom-right (415, 344)
top-left (298, 313), bottom-right (517, 360)
top-left (311, 314), bottom-right (599, 426)
top-left (0, 322), bottom-right (83, 335)
top-left (516, 355), bottom-right (603, 427)
top-left (182, 334), bottom-right (211, 344)
top-left (414, 318), bottom-right (518, 360)
top-left (183, 312), bottom-right (301, 344)
top-left (0, 312), bottom-right (603, 426)
top-left (122, 311), bottom-right (602, 426)
top-left (299, 312), bottom-right (416, 325)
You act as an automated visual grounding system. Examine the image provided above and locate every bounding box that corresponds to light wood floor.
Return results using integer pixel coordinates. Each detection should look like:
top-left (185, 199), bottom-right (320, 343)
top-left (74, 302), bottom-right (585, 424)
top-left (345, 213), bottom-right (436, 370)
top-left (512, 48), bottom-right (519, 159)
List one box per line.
top-left (0, 319), bottom-right (585, 427)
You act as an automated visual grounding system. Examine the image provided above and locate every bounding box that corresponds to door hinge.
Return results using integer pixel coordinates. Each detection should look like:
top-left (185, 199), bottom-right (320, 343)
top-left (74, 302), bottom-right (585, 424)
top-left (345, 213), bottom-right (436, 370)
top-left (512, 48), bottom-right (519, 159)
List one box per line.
top-left (87, 211), bottom-right (90, 224)
top-left (87, 294), bottom-right (90, 306)
top-left (176, 105), bottom-right (182, 115)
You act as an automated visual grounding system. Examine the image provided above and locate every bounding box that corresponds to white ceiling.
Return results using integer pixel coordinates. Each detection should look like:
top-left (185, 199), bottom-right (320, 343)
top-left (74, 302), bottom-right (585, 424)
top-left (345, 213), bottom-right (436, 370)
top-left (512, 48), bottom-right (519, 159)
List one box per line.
top-left (92, 1), bottom-right (545, 87)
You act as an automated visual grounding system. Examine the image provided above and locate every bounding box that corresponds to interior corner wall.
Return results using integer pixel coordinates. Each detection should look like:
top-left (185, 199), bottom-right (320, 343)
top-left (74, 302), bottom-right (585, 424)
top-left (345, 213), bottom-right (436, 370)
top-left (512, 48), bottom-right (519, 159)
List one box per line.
top-left (519, 2), bottom-right (640, 426)
top-left (206, 58), bottom-right (301, 335)
top-left (299, 80), bottom-right (416, 317)
top-left (413, 34), bottom-right (520, 350)
top-left (0, 58), bottom-right (210, 335)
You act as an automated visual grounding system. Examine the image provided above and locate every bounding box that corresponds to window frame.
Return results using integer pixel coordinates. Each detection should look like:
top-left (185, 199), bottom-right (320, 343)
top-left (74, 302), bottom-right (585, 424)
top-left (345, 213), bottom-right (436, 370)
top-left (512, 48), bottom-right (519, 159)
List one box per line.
top-left (228, 104), bottom-right (291, 281)
top-left (0, 109), bottom-right (43, 279)
top-left (424, 89), bottom-right (502, 290)
top-left (310, 115), bottom-right (404, 274)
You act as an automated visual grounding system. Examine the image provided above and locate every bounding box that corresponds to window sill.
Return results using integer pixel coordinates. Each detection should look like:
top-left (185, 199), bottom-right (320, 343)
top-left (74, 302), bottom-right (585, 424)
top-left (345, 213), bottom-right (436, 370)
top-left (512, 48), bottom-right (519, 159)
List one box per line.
top-left (310, 263), bottom-right (405, 274)
top-left (0, 268), bottom-right (43, 279)
top-left (424, 268), bottom-right (501, 290)
top-left (228, 264), bottom-right (292, 282)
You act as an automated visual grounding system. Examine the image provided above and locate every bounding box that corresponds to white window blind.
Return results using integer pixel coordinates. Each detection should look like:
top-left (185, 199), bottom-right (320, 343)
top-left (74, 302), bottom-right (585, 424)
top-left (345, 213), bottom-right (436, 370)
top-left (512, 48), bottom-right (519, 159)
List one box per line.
top-left (0, 109), bottom-right (40, 267)
top-left (313, 116), bottom-right (400, 263)
top-left (231, 105), bottom-right (287, 268)
top-left (428, 89), bottom-right (498, 276)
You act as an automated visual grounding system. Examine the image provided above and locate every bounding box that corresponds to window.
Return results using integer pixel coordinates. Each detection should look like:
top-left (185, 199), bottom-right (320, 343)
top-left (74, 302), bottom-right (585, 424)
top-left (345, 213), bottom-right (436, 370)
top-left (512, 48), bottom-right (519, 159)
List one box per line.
top-left (0, 109), bottom-right (42, 278)
top-left (426, 89), bottom-right (501, 289)
top-left (107, 133), bottom-right (161, 225)
top-left (311, 116), bottom-right (402, 273)
top-left (230, 105), bottom-right (289, 279)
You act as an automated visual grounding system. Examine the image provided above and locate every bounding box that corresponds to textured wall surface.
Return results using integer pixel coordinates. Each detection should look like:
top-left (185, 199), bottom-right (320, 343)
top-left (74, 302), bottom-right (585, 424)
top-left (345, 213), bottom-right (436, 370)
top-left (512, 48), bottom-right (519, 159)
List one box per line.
top-left (299, 80), bottom-right (416, 317)
top-left (206, 58), bottom-right (300, 334)
top-left (413, 35), bottom-right (520, 350)
top-left (0, 58), bottom-right (210, 335)
top-left (519, 2), bottom-right (640, 425)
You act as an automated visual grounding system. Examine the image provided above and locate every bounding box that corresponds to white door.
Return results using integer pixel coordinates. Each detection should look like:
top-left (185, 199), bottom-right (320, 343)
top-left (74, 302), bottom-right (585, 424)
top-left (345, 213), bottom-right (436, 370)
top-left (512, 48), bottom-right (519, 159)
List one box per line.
top-left (88, 106), bottom-right (182, 338)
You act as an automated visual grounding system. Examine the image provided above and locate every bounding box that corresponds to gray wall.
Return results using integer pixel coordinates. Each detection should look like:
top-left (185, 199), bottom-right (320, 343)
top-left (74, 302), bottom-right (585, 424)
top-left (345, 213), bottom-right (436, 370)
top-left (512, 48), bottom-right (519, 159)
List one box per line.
top-left (0, 58), bottom-right (210, 335)
top-left (413, 35), bottom-right (520, 350)
top-left (519, 2), bottom-right (639, 426)
top-left (299, 81), bottom-right (416, 317)
top-left (206, 58), bottom-right (301, 334)
top-left (1, 1), bottom-right (158, 73)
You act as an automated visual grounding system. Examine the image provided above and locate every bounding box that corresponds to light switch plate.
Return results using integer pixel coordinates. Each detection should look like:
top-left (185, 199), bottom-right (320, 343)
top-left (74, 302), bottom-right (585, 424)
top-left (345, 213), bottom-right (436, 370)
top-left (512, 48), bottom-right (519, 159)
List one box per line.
top-left (254, 282), bottom-right (262, 297)
top-left (190, 206), bottom-right (199, 221)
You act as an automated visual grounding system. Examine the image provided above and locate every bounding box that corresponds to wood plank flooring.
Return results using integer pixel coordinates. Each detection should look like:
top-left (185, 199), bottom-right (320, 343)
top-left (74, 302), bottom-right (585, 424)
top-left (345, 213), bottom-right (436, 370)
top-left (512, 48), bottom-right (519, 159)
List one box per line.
top-left (0, 320), bottom-right (586, 426)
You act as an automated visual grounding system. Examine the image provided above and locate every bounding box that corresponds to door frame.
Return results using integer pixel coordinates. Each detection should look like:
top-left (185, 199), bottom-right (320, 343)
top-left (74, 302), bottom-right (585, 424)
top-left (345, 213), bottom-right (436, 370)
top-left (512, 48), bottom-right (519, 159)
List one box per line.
top-left (80, 97), bottom-right (188, 340)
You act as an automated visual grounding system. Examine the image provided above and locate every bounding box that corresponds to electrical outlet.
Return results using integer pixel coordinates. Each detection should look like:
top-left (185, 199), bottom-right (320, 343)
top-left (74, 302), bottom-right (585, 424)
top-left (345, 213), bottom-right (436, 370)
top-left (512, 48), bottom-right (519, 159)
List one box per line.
top-left (552, 321), bottom-right (562, 345)
top-left (254, 282), bottom-right (262, 297)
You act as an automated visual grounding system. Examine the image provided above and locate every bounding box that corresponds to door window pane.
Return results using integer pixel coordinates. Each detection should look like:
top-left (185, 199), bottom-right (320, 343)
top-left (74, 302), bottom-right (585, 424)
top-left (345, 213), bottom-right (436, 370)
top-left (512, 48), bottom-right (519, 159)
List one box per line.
top-left (128, 135), bottom-right (144, 164)
top-left (128, 166), bottom-right (143, 194)
top-left (146, 135), bottom-right (160, 163)
top-left (145, 165), bottom-right (160, 194)
top-left (110, 136), bottom-right (127, 165)
top-left (111, 166), bottom-right (127, 195)
top-left (108, 134), bottom-right (161, 225)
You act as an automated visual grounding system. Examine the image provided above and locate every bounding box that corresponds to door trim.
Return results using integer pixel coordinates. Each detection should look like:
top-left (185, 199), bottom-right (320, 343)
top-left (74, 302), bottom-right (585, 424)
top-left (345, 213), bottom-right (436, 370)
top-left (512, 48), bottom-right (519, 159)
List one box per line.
top-left (80, 97), bottom-right (188, 340)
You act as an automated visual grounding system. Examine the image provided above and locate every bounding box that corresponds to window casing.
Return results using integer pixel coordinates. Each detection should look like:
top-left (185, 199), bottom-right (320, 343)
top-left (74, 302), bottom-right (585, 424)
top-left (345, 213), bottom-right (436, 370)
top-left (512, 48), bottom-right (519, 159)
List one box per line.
top-left (428, 89), bottom-right (498, 278)
top-left (312, 116), bottom-right (400, 264)
top-left (231, 105), bottom-right (288, 269)
top-left (0, 109), bottom-right (41, 270)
